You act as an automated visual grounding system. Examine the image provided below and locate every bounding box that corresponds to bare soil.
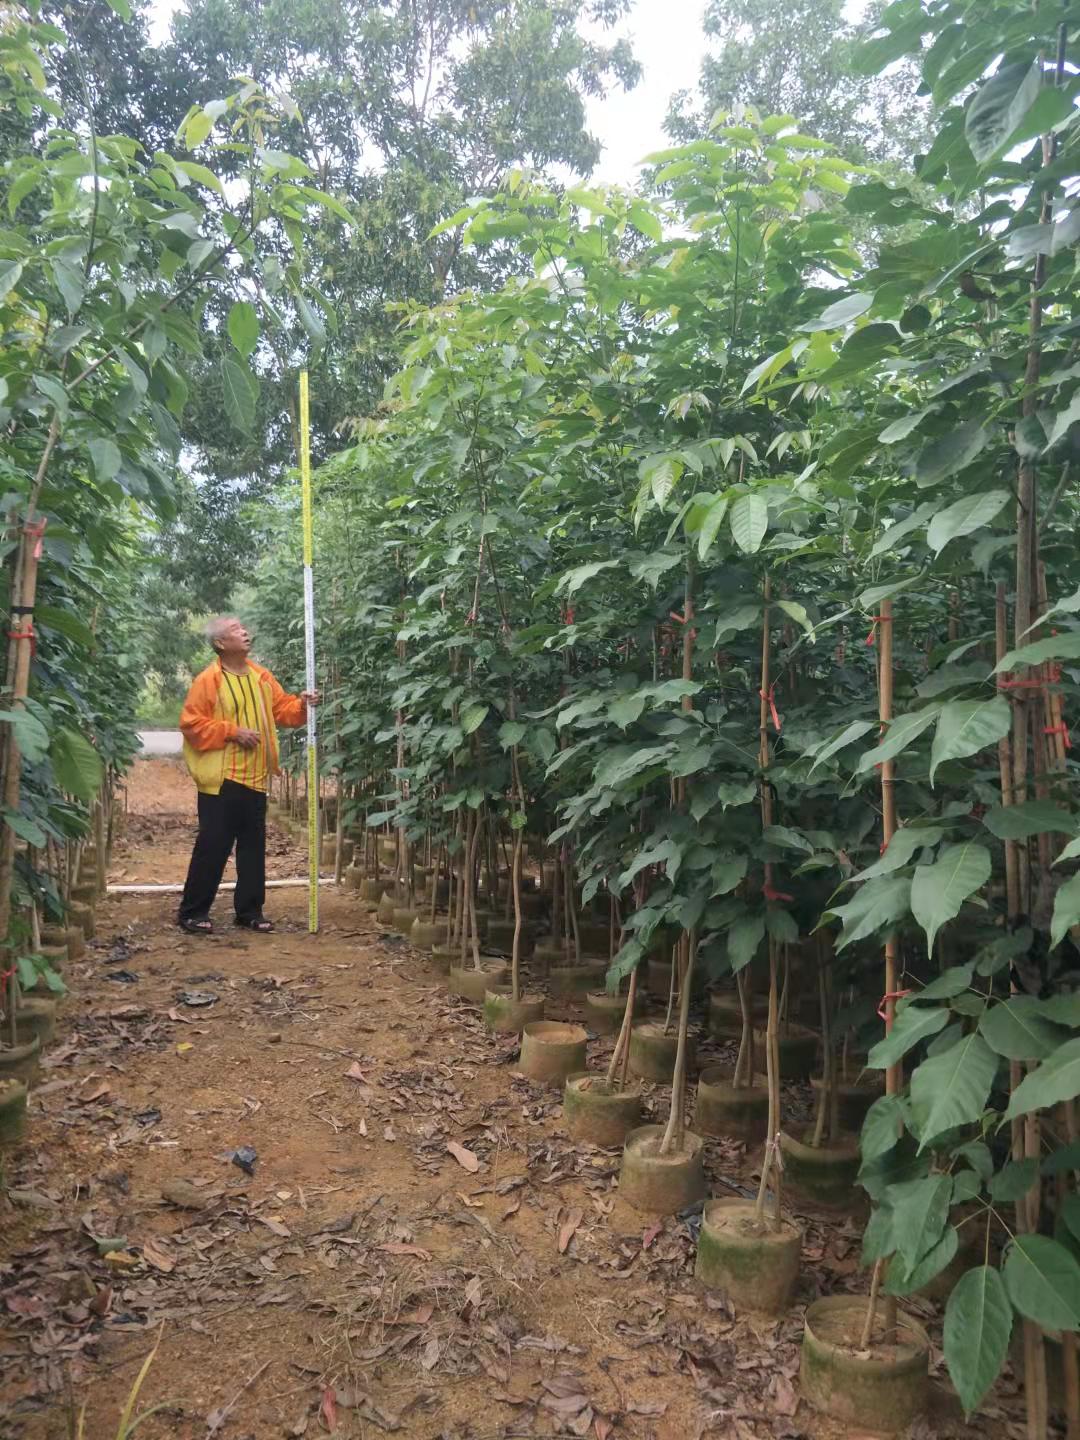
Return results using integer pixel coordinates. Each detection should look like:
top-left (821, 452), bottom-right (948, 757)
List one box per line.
top-left (0, 761), bottom-right (1023, 1439)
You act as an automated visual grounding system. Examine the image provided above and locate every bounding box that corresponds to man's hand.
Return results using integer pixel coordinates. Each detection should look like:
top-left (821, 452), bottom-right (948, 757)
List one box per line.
top-left (234, 727), bottom-right (261, 749)
top-left (301, 690), bottom-right (321, 707)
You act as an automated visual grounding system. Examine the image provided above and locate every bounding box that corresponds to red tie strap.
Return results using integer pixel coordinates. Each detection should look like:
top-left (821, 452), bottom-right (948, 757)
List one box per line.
top-left (763, 883), bottom-right (794, 903)
top-left (878, 988), bottom-right (911, 1022)
top-left (865, 614), bottom-right (890, 646)
top-left (760, 684), bottom-right (782, 732)
top-left (1045, 722), bottom-right (1072, 749)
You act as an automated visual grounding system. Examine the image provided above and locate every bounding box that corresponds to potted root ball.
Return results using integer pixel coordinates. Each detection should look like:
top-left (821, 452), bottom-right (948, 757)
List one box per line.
top-left (620, 932), bottom-right (706, 1215)
top-left (585, 982), bottom-right (646, 1034)
top-left (696, 970), bottom-right (768, 1142)
top-left (564, 968), bottom-right (643, 1147)
top-left (695, 937), bottom-right (801, 1314)
top-left (448, 815), bottom-right (509, 1001)
top-left (780, 949), bottom-right (861, 1210)
top-left (0, 1076), bottom-right (28, 1147)
top-left (800, 1283), bottom-right (930, 1433)
top-left (482, 737), bottom-right (544, 1035)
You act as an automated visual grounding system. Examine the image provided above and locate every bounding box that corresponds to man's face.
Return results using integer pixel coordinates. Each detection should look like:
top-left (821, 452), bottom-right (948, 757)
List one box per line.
top-left (219, 618), bottom-right (252, 654)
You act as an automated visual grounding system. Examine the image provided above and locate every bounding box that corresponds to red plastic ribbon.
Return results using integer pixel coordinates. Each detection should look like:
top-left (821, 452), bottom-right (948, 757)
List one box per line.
top-left (865, 614), bottom-right (890, 647)
top-left (24, 517), bottom-right (46, 560)
top-left (1045, 722), bottom-right (1072, 750)
top-left (760, 684), bottom-right (781, 733)
top-left (7, 624), bottom-right (35, 655)
top-left (878, 988), bottom-right (911, 1022)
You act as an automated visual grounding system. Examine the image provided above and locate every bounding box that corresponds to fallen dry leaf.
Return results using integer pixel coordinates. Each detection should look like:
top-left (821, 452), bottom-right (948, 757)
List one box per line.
top-left (378, 1243), bottom-right (432, 1260)
top-left (319, 1386), bottom-right (337, 1432)
top-left (501, 1198), bottom-right (520, 1221)
top-left (446, 1140), bottom-right (479, 1173)
top-left (344, 1062), bottom-right (368, 1083)
top-left (641, 1221), bottom-right (663, 1250)
top-left (772, 1374), bottom-right (799, 1417)
top-left (141, 1236), bottom-right (176, 1273)
top-left (558, 1207), bottom-right (584, 1255)
top-left (78, 1079), bottom-right (110, 1103)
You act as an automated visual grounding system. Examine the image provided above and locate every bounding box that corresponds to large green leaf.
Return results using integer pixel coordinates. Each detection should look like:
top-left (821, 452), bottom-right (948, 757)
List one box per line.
top-left (796, 291), bottom-right (873, 332)
top-left (830, 875), bottom-right (911, 951)
top-left (697, 496), bottom-right (729, 559)
top-left (984, 801), bottom-right (1078, 840)
top-left (729, 493), bottom-right (767, 554)
top-left (910, 1032), bottom-right (999, 1150)
top-left (966, 61), bottom-right (1042, 163)
top-left (808, 719), bottom-right (877, 775)
top-left (867, 1004), bottom-right (949, 1070)
top-left (915, 422), bottom-right (989, 487)
top-left (853, 824), bottom-right (945, 882)
top-left (1051, 872), bottom-right (1080, 949)
top-left (910, 842), bottom-right (991, 954)
top-left (1003, 1235), bottom-right (1080, 1331)
top-left (50, 727), bottom-right (103, 802)
top-left (979, 997), bottom-right (1067, 1062)
top-left (891, 1174), bottom-right (953, 1268)
top-left (221, 356), bottom-right (258, 433)
top-left (727, 913), bottom-right (765, 972)
top-left (860, 1093), bottom-right (908, 1159)
top-left (944, 1266), bottom-right (1013, 1416)
top-left (0, 708), bottom-right (49, 764)
top-left (929, 697), bottom-right (1011, 784)
top-left (926, 490), bottom-right (1010, 556)
top-left (227, 300), bottom-right (259, 357)
top-left (1005, 1036), bottom-right (1080, 1121)
top-left (994, 632), bottom-right (1080, 674)
top-left (460, 703), bottom-right (488, 735)
top-left (856, 707), bottom-right (940, 772)
top-left (886, 1225), bottom-right (959, 1297)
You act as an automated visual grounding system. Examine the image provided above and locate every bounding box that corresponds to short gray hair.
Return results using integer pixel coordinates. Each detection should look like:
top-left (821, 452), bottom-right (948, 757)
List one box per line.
top-left (206, 616), bottom-right (238, 653)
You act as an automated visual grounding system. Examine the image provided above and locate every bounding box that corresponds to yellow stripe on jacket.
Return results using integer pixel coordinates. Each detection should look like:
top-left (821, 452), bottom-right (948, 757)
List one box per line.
top-left (218, 668), bottom-right (269, 792)
top-left (180, 659), bottom-right (306, 796)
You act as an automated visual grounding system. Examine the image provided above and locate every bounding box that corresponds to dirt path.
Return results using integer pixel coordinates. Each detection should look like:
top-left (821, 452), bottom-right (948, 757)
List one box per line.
top-left (0, 762), bottom-right (1011, 1440)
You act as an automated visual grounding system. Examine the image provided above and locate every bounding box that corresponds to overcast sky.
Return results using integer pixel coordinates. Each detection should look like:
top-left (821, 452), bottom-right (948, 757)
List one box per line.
top-left (147, 0), bottom-right (871, 186)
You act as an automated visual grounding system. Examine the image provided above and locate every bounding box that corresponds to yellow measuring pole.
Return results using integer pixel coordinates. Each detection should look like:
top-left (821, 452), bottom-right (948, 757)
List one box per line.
top-left (299, 371), bottom-right (319, 933)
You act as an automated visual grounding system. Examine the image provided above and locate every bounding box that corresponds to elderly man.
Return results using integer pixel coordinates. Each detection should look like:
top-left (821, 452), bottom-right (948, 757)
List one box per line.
top-left (177, 616), bottom-right (318, 935)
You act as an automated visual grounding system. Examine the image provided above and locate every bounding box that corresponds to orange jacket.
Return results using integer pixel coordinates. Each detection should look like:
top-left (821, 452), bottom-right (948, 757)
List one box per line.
top-left (180, 658), bottom-right (306, 794)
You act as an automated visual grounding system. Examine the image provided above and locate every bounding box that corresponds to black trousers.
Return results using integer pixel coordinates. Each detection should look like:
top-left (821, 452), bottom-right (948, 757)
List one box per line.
top-left (179, 780), bottom-right (267, 924)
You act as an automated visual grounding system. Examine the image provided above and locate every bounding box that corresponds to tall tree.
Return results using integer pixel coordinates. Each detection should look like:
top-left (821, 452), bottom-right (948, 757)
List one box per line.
top-left (666, 0), bottom-right (927, 164)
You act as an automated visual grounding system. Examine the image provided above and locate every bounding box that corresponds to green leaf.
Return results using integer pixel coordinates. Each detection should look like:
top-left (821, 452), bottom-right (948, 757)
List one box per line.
top-left (497, 722), bottom-right (526, 749)
top-left (558, 560), bottom-right (619, 596)
top-left (979, 997), bottom-right (1066, 1062)
top-left (710, 855), bottom-right (748, 895)
top-left (915, 422), bottom-right (989, 487)
top-left (796, 291), bottom-right (873, 332)
top-left (728, 913), bottom-right (765, 972)
top-left (628, 550), bottom-right (682, 589)
top-left (853, 825), bottom-right (945, 881)
top-left (227, 300), bottom-right (259, 358)
top-left (296, 294), bottom-right (327, 351)
top-left (729, 494), bottom-right (767, 554)
top-left (919, 963), bottom-right (975, 1001)
top-left (886, 1225), bottom-right (959, 1297)
top-left (911, 842), bottom-right (991, 955)
top-left (878, 408), bottom-right (937, 445)
top-left (1051, 872), bottom-right (1080, 949)
top-left (51, 727), bottom-right (103, 802)
top-left (861, 1093), bottom-right (908, 1160)
top-left (870, 501), bottom-right (937, 557)
top-left (929, 698), bottom-right (1011, 785)
top-left (856, 707), bottom-right (940, 772)
top-left (628, 200), bottom-right (662, 243)
top-left (4, 810), bottom-right (46, 847)
top-left (1006, 1036), bottom-right (1080, 1121)
top-left (926, 490), bottom-right (1010, 556)
top-left (830, 875), bottom-right (912, 951)
top-left (1003, 1234), bottom-right (1080, 1331)
top-left (989, 1159), bottom-right (1039, 1202)
top-left (88, 437), bottom-right (121, 481)
top-left (717, 780), bottom-right (757, 810)
top-left (697, 496), bottom-right (729, 559)
top-left (460, 703), bottom-right (488, 735)
top-left (808, 719), bottom-right (876, 775)
top-left (221, 356), bottom-right (258, 433)
top-left (910, 1032), bottom-right (999, 1150)
top-left (867, 1005), bottom-right (949, 1070)
top-left (944, 1267), bottom-right (1013, 1417)
top-left (891, 1174), bottom-right (953, 1268)
top-left (966, 61), bottom-right (1042, 164)
top-left (0, 708), bottom-right (49, 764)
top-left (0, 258), bottom-right (24, 300)
top-left (983, 801), bottom-right (1078, 840)
top-left (994, 632), bottom-right (1080, 674)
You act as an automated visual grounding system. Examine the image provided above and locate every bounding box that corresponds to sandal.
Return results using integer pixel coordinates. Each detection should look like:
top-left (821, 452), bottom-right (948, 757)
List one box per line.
top-left (236, 917), bottom-right (275, 933)
top-left (178, 917), bottom-right (213, 935)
